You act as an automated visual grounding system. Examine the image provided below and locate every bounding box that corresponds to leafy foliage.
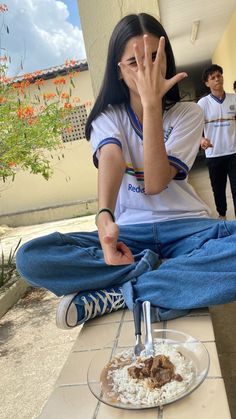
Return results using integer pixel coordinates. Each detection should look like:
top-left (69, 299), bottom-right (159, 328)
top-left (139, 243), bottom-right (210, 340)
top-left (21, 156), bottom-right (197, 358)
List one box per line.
top-left (0, 4), bottom-right (77, 182)
top-left (0, 238), bottom-right (21, 287)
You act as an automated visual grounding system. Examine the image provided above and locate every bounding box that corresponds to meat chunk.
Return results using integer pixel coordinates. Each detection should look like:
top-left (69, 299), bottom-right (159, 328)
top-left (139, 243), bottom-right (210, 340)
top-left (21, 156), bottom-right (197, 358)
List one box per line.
top-left (128, 354), bottom-right (183, 388)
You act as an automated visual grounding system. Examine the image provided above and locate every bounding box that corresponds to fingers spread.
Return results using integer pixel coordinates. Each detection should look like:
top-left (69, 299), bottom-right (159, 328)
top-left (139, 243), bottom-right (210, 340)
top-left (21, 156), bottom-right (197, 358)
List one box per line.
top-left (143, 34), bottom-right (152, 68)
top-left (154, 36), bottom-right (165, 65)
top-left (133, 42), bottom-right (144, 71)
top-left (168, 72), bottom-right (188, 90)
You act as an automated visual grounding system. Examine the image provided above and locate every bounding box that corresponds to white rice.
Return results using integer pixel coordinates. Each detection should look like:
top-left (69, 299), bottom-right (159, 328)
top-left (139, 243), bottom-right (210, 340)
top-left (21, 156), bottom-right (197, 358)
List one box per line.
top-left (103, 341), bottom-right (194, 406)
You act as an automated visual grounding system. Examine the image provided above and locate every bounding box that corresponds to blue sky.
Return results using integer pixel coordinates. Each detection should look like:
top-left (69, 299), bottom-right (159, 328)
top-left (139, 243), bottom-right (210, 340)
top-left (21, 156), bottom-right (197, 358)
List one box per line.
top-left (2, 0), bottom-right (86, 76)
top-left (61, 0), bottom-right (81, 28)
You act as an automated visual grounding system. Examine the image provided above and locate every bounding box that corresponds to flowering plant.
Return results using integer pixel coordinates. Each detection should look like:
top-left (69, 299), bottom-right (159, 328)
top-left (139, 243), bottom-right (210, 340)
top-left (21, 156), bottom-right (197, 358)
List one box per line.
top-left (0, 4), bottom-right (78, 182)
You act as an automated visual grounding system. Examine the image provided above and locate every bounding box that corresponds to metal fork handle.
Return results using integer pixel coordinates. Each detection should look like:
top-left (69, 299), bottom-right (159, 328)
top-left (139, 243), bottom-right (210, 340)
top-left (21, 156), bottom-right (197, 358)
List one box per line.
top-left (133, 301), bottom-right (142, 336)
top-left (142, 301), bottom-right (154, 354)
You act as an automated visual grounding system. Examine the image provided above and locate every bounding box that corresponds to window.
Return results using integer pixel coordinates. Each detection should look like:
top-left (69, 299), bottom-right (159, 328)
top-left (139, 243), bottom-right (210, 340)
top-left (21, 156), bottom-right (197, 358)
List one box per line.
top-left (62, 105), bottom-right (88, 142)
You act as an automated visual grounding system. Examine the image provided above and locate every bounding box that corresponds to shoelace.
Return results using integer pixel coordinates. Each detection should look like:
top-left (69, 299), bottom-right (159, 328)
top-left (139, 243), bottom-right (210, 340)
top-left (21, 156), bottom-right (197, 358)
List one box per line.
top-left (81, 289), bottom-right (125, 321)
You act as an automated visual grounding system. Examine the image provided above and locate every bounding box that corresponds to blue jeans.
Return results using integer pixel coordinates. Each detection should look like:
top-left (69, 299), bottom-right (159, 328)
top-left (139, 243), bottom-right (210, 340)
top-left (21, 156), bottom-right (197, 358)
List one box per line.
top-left (16, 218), bottom-right (236, 321)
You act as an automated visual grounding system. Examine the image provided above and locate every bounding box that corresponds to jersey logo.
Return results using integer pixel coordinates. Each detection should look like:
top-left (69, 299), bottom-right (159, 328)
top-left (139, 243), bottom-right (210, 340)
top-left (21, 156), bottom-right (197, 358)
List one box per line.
top-left (128, 183), bottom-right (145, 193)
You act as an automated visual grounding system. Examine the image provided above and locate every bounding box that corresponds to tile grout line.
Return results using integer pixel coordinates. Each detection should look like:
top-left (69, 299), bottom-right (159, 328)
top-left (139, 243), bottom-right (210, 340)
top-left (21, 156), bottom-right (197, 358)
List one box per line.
top-left (91, 310), bottom-right (126, 419)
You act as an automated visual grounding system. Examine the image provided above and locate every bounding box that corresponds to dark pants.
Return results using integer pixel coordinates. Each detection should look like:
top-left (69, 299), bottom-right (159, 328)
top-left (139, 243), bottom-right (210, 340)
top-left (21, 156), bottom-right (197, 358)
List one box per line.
top-left (206, 153), bottom-right (236, 217)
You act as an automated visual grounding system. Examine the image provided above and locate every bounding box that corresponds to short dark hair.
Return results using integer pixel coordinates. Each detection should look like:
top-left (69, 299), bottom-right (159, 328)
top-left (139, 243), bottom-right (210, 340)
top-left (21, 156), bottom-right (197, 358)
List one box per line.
top-left (202, 64), bottom-right (223, 83)
top-left (85, 13), bottom-right (180, 139)
top-left (233, 80), bottom-right (236, 90)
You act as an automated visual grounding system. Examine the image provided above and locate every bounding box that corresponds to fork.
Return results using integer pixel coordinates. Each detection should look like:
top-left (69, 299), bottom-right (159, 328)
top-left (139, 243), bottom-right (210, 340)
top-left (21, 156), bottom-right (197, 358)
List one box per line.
top-left (133, 301), bottom-right (145, 356)
top-left (142, 301), bottom-right (154, 357)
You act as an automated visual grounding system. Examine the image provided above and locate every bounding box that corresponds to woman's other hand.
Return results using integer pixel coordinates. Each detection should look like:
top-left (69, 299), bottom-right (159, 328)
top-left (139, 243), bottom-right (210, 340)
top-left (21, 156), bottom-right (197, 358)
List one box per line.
top-left (97, 214), bottom-right (134, 265)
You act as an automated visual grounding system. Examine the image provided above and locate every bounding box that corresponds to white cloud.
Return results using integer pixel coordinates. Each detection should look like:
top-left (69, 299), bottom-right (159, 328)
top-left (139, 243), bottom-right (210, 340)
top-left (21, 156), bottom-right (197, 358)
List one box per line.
top-left (2, 0), bottom-right (86, 76)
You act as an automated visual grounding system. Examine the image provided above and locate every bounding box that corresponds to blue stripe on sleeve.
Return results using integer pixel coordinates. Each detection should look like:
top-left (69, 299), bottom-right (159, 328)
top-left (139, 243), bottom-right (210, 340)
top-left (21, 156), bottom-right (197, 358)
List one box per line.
top-left (93, 137), bottom-right (122, 168)
top-left (168, 155), bottom-right (189, 180)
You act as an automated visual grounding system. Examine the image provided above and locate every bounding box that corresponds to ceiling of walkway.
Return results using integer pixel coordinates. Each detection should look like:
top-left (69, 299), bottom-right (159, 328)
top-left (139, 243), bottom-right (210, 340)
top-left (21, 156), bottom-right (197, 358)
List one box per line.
top-left (158, 0), bottom-right (236, 98)
top-left (159, 0), bottom-right (236, 69)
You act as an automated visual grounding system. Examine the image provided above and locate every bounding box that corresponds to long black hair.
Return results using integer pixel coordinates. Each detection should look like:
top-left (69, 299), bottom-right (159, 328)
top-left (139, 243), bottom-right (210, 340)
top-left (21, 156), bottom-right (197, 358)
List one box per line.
top-left (85, 13), bottom-right (180, 140)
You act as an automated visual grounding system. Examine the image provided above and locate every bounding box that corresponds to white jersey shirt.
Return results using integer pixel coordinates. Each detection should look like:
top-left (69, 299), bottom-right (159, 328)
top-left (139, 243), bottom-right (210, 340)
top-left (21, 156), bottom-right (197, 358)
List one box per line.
top-left (90, 101), bottom-right (210, 225)
top-left (197, 93), bottom-right (236, 158)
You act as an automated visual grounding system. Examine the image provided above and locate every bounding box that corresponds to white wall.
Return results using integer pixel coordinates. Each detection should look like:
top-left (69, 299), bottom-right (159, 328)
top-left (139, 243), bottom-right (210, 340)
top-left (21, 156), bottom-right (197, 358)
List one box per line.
top-left (212, 10), bottom-right (236, 93)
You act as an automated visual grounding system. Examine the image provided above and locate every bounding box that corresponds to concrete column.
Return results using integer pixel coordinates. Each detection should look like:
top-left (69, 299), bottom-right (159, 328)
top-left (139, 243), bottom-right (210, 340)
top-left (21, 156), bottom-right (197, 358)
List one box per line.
top-left (77, 0), bottom-right (160, 97)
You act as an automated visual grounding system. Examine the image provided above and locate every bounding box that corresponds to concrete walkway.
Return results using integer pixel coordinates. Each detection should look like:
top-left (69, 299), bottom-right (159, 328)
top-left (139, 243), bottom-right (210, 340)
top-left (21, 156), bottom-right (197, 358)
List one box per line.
top-left (0, 215), bottom-right (95, 419)
top-left (0, 288), bottom-right (80, 419)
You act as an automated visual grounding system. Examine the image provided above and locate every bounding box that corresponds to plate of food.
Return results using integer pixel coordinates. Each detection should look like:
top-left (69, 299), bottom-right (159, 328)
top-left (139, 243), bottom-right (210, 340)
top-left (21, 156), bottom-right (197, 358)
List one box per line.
top-left (87, 329), bottom-right (210, 409)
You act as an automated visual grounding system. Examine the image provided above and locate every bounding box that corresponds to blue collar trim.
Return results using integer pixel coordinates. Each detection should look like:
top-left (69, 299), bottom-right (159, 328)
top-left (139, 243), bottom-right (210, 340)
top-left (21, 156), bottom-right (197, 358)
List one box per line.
top-left (210, 92), bottom-right (226, 104)
top-left (126, 104), bottom-right (143, 139)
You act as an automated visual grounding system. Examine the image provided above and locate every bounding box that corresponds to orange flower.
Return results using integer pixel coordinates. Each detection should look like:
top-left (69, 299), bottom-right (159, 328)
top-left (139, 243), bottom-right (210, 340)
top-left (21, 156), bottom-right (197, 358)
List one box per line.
top-left (73, 97), bottom-right (80, 103)
top-left (65, 59), bottom-right (77, 66)
top-left (0, 96), bottom-right (6, 104)
top-left (23, 73), bottom-right (35, 81)
top-left (17, 106), bottom-right (35, 119)
top-left (68, 71), bottom-right (78, 78)
top-left (12, 80), bottom-right (30, 92)
top-left (8, 161), bottom-right (17, 168)
top-left (61, 92), bottom-right (69, 99)
top-left (34, 79), bottom-right (45, 86)
top-left (0, 55), bottom-right (7, 61)
top-left (12, 82), bottom-right (21, 89)
top-left (64, 102), bottom-right (72, 109)
top-left (28, 117), bottom-right (38, 125)
top-left (0, 76), bottom-right (9, 84)
top-left (53, 77), bottom-right (66, 85)
top-left (23, 80), bottom-right (30, 88)
top-left (43, 92), bottom-right (56, 100)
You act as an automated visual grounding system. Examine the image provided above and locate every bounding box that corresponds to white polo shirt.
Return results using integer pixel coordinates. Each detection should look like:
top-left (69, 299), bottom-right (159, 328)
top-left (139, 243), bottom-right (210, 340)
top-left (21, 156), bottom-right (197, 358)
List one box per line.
top-left (90, 102), bottom-right (210, 225)
top-left (197, 93), bottom-right (236, 158)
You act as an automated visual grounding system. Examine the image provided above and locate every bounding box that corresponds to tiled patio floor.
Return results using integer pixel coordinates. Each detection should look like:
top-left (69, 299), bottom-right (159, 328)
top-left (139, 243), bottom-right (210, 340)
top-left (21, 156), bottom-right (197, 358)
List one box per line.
top-left (39, 309), bottom-right (231, 419)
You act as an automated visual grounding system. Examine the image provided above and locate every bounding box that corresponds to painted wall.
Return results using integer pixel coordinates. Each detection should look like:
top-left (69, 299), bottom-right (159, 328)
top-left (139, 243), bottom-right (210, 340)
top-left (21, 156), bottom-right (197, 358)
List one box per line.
top-left (77, 0), bottom-right (160, 96)
top-left (0, 69), bottom-right (98, 225)
top-left (212, 10), bottom-right (236, 93)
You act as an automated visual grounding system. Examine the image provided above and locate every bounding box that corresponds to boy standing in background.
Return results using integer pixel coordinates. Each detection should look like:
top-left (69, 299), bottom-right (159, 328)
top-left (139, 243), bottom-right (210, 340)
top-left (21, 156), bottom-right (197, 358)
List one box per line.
top-left (198, 64), bottom-right (236, 220)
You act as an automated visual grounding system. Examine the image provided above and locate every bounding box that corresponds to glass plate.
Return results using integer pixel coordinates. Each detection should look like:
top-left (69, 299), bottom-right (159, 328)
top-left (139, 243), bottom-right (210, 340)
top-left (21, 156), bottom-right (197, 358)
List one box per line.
top-left (87, 329), bottom-right (210, 410)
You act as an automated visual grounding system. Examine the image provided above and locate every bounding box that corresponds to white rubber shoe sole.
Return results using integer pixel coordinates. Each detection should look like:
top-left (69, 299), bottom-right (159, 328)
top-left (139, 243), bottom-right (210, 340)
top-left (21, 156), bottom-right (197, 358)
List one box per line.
top-left (56, 293), bottom-right (78, 329)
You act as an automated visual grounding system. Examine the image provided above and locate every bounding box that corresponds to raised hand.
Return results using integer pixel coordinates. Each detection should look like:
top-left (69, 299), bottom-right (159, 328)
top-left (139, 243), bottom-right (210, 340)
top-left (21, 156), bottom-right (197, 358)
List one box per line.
top-left (118, 34), bottom-right (187, 107)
